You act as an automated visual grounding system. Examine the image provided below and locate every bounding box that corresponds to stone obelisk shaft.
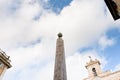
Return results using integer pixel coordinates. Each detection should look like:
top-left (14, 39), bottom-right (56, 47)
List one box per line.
top-left (54, 33), bottom-right (67, 80)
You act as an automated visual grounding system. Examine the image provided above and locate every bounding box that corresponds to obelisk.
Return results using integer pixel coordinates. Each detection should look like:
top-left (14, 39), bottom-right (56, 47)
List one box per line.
top-left (53, 33), bottom-right (67, 80)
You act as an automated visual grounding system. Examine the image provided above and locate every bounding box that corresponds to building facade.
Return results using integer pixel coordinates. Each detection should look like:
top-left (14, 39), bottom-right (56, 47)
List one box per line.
top-left (0, 49), bottom-right (12, 80)
top-left (83, 57), bottom-right (120, 80)
top-left (113, 0), bottom-right (120, 15)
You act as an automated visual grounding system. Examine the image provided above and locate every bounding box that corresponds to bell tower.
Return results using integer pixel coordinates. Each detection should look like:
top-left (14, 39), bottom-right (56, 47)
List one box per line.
top-left (0, 49), bottom-right (12, 80)
top-left (85, 56), bottom-right (102, 77)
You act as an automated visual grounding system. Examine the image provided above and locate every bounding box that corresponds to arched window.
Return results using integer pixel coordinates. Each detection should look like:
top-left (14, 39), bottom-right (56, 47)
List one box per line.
top-left (92, 68), bottom-right (97, 76)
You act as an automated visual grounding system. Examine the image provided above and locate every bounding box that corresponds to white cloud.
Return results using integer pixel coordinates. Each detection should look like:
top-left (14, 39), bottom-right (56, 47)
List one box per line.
top-left (66, 50), bottom-right (107, 80)
top-left (98, 35), bottom-right (115, 50)
top-left (0, 0), bottom-right (112, 49)
top-left (114, 64), bottom-right (120, 71)
top-left (3, 49), bottom-right (107, 80)
top-left (3, 42), bottom-right (55, 80)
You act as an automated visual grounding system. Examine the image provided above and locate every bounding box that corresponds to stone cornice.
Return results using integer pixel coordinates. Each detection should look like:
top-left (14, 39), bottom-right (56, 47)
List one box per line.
top-left (83, 70), bottom-right (120, 80)
top-left (85, 59), bottom-right (100, 68)
top-left (0, 51), bottom-right (12, 68)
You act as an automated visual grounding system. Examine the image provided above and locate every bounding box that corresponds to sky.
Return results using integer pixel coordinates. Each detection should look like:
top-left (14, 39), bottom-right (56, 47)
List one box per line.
top-left (0, 0), bottom-right (120, 80)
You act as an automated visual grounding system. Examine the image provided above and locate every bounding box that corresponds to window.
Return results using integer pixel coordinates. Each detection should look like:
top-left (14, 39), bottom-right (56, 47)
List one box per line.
top-left (92, 68), bottom-right (97, 76)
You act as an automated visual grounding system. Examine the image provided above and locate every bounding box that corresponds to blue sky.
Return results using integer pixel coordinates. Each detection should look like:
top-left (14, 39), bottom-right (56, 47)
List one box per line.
top-left (46, 0), bottom-right (72, 13)
top-left (103, 28), bottom-right (120, 70)
top-left (0, 0), bottom-right (120, 80)
top-left (80, 27), bottom-right (120, 71)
